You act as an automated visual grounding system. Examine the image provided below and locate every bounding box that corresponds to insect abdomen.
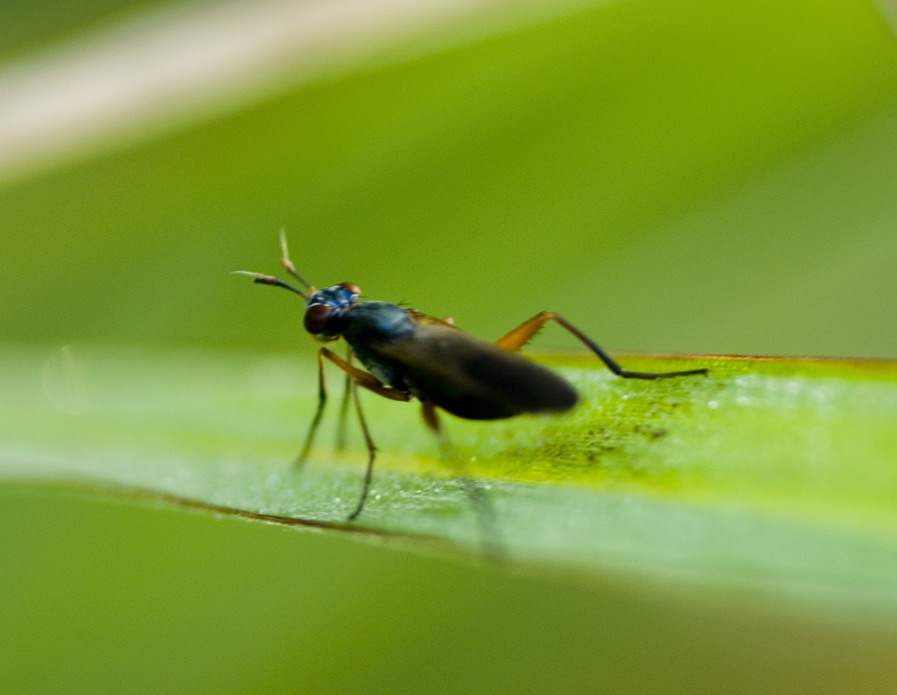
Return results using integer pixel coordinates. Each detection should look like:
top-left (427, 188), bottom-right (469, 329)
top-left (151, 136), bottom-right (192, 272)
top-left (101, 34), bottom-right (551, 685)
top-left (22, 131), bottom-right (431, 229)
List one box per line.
top-left (427, 352), bottom-right (578, 420)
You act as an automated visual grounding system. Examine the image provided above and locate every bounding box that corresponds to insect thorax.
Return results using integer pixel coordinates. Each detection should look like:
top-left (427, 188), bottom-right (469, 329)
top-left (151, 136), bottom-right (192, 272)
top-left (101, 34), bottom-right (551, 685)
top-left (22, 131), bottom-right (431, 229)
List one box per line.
top-left (343, 302), bottom-right (415, 390)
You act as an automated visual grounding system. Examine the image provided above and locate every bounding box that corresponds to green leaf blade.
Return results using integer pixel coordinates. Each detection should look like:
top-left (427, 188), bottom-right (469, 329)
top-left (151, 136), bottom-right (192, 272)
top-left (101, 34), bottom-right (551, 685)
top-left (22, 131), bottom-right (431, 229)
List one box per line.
top-left (5, 343), bottom-right (897, 624)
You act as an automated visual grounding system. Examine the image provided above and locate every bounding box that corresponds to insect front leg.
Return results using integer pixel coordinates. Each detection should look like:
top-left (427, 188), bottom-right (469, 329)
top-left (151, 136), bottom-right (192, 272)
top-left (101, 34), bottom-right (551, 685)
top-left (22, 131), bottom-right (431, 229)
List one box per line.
top-left (296, 347), bottom-right (330, 466)
top-left (495, 311), bottom-right (707, 379)
top-left (335, 345), bottom-right (353, 451)
top-left (297, 347), bottom-right (409, 466)
top-left (306, 347), bottom-right (412, 520)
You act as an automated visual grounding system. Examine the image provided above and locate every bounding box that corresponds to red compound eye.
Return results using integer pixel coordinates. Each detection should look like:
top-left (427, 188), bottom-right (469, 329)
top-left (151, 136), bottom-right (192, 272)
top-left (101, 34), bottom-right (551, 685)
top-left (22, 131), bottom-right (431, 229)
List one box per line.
top-left (304, 304), bottom-right (332, 335)
top-left (340, 282), bottom-right (361, 296)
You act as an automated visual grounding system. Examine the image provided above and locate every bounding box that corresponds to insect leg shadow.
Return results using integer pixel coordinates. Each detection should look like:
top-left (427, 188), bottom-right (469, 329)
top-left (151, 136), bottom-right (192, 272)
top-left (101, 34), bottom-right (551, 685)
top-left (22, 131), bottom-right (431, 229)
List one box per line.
top-left (421, 401), bottom-right (505, 561)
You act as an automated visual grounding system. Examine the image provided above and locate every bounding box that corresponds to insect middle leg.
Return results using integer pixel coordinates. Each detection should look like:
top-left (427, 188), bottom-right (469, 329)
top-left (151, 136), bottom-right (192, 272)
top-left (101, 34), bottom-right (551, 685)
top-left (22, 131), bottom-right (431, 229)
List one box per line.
top-left (335, 346), bottom-right (353, 451)
top-left (347, 381), bottom-right (377, 521)
top-left (297, 346), bottom-right (411, 520)
top-left (298, 346), bottom-right (410, 464)
top-left (495, 311), bottom-right (708, 379)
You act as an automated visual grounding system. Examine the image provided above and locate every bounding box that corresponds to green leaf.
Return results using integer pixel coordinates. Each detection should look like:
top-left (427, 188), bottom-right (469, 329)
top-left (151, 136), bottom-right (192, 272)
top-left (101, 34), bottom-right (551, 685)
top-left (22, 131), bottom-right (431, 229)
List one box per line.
top-left (5, 342), bottom-right (897, 623)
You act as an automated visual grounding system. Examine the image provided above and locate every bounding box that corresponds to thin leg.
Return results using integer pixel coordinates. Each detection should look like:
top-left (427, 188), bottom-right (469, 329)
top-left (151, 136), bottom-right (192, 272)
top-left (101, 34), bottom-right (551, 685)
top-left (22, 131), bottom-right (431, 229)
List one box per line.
top-left (348, 382), bottom-right (377, 521)
top-left (296, 348), bottom-right (329, 466)
top-left (322, 348), bottom-right (411, 400)
top-left (297, 347), bottom-right (411, 520)
top-left (335, 346), bottom-right (353, 450)
top-left (297, 347), bottom-right (410, 467)
top-left (421, 400), bottom-right (442, 435)
top-left (495, 311), bottom-right (707, 379)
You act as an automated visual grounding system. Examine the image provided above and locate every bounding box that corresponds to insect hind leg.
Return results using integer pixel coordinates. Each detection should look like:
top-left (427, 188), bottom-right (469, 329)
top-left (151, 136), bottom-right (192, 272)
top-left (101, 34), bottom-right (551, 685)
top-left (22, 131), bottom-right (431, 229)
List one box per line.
top-left (496, 311), bottom-right (707, 379)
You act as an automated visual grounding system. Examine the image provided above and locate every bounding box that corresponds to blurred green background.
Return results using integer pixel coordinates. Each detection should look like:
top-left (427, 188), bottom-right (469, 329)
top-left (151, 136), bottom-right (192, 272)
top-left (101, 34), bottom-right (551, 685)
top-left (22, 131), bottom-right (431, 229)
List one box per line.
top-left (3, 0), bottom-right (897, 356)
top-left (4, 0), bottom-right (897, 692)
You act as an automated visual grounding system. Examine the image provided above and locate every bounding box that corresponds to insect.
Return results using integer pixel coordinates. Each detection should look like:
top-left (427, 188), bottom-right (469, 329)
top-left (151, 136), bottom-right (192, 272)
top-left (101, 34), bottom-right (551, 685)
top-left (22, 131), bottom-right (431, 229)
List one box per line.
top-left (236, 232), bottom-right (707, 521)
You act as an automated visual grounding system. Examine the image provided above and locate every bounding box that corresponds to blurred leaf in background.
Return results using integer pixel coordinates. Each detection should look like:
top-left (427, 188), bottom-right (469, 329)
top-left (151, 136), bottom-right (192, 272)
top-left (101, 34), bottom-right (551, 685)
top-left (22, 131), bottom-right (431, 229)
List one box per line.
top-left (1, 0), bottom-right (896, 355)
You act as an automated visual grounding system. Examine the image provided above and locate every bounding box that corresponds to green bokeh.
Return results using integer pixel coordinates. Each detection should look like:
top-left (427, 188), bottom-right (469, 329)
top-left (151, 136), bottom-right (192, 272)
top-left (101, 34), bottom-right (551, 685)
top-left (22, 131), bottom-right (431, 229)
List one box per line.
top-left (5, 486), bottom-right (897, 695)
top-left (1, 0), bottom-right (896, 355)
top-left (0, 0), bottom-right (176, 61)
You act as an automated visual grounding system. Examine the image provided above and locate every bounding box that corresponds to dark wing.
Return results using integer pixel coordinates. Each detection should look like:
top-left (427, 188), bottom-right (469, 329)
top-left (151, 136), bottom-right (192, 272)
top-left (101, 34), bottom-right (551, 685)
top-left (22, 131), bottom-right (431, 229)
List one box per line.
top-left (373, 320), bottom-right (578, 420)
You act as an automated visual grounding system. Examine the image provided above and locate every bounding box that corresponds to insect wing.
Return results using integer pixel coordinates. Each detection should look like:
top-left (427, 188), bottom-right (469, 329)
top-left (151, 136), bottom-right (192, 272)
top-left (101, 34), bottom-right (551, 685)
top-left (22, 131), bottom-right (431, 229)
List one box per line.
top-left (375, 321), bottom-right (578, 420)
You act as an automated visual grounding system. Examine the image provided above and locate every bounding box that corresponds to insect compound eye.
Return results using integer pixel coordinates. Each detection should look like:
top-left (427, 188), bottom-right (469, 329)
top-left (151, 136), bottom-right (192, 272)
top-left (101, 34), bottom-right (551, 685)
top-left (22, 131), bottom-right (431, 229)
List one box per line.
top-left (339, 282), bottom-right (361, 297)
top-left (304, 304), bottom-right (333, 335)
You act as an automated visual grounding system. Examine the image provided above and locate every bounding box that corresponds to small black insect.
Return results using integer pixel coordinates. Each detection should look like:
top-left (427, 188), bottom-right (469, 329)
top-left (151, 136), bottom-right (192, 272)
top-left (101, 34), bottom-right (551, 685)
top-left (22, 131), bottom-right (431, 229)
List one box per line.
top-left (236, 232), bottom-right (707, 520)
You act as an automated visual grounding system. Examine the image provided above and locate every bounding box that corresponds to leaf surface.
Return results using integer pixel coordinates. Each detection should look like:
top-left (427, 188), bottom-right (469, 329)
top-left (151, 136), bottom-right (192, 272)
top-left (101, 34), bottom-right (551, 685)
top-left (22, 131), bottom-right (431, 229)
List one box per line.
top-left (5, 343), bottom-right (897, 622)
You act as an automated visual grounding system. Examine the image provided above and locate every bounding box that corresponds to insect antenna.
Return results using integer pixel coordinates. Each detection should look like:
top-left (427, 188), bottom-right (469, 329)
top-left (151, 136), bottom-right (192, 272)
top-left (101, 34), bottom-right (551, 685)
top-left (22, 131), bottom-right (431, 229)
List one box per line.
top-left (279, 228), bottom-right (315, 291)
top-left (232, 270), bottom-right (308, 299)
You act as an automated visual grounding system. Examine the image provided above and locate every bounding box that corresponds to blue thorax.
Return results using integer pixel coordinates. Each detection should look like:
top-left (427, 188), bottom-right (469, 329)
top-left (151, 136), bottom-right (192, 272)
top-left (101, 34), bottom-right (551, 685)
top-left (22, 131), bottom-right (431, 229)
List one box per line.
top-left (305, 285), bottom-right (414, 345)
